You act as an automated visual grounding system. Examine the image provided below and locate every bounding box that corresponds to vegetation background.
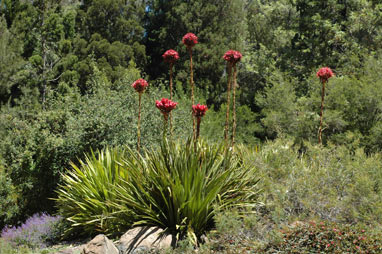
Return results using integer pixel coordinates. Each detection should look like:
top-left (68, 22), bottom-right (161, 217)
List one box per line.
top-left (1, 0), bottom-right (382, 245)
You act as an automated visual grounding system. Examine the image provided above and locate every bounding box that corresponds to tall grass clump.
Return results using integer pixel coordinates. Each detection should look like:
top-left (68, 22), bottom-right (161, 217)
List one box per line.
top-left (55, 147), bottom-right (128, 237)
top-left (55, 139), bottom-right (261, 243)
top-left (109, 138), bottom-right (261, 243)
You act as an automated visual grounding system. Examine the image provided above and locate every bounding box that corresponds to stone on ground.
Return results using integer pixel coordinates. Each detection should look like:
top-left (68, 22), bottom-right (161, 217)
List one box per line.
top-left (81, 234), bottom-right (119, 254)
top-left (117, 227), bottom-right (174, 254)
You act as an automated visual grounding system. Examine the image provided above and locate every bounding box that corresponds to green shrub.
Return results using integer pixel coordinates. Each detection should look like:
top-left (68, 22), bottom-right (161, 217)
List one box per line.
top-left (108, 139), bottom-right (262, 243)
top-left (55, 147), bottom-right (128, 237)
top-left (0, 165), bottom-right (19, 230)
top-left (245, 138), bottom-right (382, 225)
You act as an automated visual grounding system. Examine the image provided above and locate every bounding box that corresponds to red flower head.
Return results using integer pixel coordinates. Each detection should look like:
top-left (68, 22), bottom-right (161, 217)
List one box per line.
top-left (132, 79), bottom-right (148, 93)
top-left (182, 33), bottom-right (198, 48)
top-left (156, 98), bottom-right (178, 115)
top-left (223, 50), bottom-right (242, 65)
top-left (316, 67), bottom-right (334, 83)
top-left (162, 49), bottom-right (180, 64)
top-left (192, 104), bottom-right (208, 118)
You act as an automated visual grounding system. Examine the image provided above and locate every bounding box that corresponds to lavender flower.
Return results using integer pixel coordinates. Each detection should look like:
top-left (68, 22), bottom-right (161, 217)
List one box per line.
top-left (1, 213), bottom-right (63, 249)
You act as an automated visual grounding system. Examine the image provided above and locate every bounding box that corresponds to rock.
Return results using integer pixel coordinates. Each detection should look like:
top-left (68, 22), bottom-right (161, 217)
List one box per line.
top-left (54, 249), bottom-right (76, 254)
top-left (54, 244), bottom-right (86, 254)
top-left (82, 234), bottom-right (119, 254)
top-left (290, 221), bottom-right (306, 228)
top-left (118, 227), bottom-right (175, 254)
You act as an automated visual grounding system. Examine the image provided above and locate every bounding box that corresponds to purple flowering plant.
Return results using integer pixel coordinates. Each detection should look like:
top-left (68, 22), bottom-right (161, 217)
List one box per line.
top-left (1, 213), bottom-right (63, 249)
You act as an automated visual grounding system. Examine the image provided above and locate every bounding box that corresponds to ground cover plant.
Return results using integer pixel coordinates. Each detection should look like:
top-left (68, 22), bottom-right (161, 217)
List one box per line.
top-left (261, 220), bottom-right (382, 254)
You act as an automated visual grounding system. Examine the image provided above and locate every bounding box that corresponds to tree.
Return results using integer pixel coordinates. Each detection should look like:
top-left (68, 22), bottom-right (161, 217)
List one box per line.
top-left (72, 0), bottom-right (147, 91)
top-left (0, 0), bottom-right (22, 27)
top-left (0, 16), bottom-right (24, 103)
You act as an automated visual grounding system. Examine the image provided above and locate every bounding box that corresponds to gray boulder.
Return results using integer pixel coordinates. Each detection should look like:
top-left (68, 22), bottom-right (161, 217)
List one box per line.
top-left (117, 227), bottom-right (174, 254)
top-left (82, 234), bottom-right (119, 254)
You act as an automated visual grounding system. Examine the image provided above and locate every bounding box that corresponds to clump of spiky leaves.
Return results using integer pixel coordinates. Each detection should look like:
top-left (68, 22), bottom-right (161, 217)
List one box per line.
top-left (110, 139), bottom-right (261, 244)
top-left (55, 147), bottom-right (129, 237)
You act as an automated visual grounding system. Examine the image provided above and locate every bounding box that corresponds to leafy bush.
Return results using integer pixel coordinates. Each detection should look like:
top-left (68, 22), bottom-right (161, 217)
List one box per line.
top-left (0, 165), bottom-right (19, 230)
top-left (245, 138), bottom-right (382, 225)
top-left (110, 139), bottom-right (261, 243)
top-left (1, 213), bottom-right (63, 249)
top-left (55, 147), bottom-right (129, 236)
top-left (261, 220), bottom-right (382, 253)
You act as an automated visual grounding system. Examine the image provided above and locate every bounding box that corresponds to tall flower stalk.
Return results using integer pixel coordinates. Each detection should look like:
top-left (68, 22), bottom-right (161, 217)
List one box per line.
top-left (162, 49), bottom-right (179, 136)
top-left (316, 67), bottom-right (334, 145)
top-left (182, 33), bottom-right (198, 140)
top-left (223, 50), bottom-right (242, 147)
top-left (231, 64), bottom-right (238, 147)
top-left (132, 79), bottom-right (148, 152)
top-left (223, 60), bottom-right (232, 144)
top-left (156, 98), bottom-right (178, 140)
top-left (192, 104), bottom-right (208, 141)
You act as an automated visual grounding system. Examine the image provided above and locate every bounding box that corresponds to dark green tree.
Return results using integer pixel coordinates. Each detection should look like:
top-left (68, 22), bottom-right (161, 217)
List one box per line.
top-left (72, 0), bottom-right (146, 91)
top-left (0, 16), bottom-right (25, 103)
top-left (0, 0), bottom-right (22, 27)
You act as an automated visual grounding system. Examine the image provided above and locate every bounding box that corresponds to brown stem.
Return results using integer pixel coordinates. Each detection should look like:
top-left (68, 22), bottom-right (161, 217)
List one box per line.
top-left (194, 116), bottom-right (201, 151)
top-left (163, 113), bottom-right (169, 140)
top-left (189, 48), bottom-right (196, 140)
top-left (170, 63), bottom-right (174, 100)
top-left (224, 63), bottom-right (233, 144)
top-left (231, 64), bottom-right (237, 148)
top-left (318, 80), bottom-right (326, 145)
top-left (137, 93), bottom-right (142, 152)
top-left (169, 63), bottom-right (173, 137)
top-left (196, 117), bottom-right (201, 140)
